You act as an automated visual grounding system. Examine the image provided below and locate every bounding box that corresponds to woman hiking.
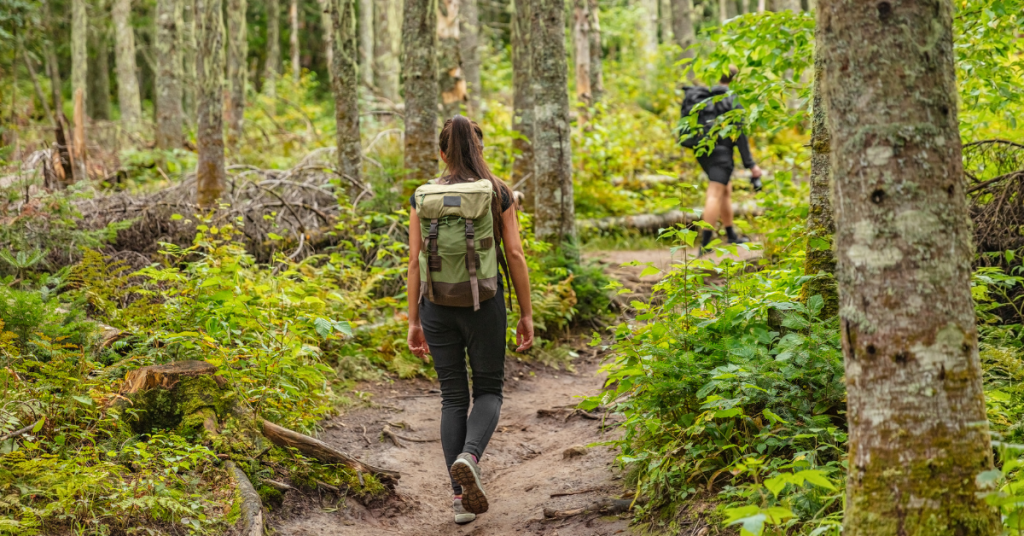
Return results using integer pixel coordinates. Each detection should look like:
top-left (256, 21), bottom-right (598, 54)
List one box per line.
top-left (406, 115), bottom-right (535, 525)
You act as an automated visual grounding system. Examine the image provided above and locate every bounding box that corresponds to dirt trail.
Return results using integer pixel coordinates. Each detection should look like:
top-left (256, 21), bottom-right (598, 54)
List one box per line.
top-left (268, 354), bottom-right (633, 536)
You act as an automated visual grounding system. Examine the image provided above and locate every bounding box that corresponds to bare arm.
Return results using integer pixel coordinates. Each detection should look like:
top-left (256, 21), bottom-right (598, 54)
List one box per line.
top-left (407, 208), bottom-right (429, 359)
top-left (502, 206), bottom-right (534, 351)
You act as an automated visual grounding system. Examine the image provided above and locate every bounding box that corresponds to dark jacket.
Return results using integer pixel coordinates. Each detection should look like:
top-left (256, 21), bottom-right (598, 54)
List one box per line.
top-left (701, 85), bottom-right (756, 170)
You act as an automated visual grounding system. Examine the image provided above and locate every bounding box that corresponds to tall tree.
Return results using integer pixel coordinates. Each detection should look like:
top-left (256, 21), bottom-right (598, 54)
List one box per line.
top-left (226, 0), bottom-right (247, 141)
top-left (437, 0), bottom-right (465, 117)
top-left (72, 0), bottom-right (88, 114)
top-left (819, 0), bottom-right (1001, 532)
top-left (155, 0), bottom-right (184, 148)
top-left (718, 0), bottom-right (728, 23)
top-left (330, 0), bottom-right (363, 197)
top-left (319, 0), bottom-right (334, 75)
top-left (777, 0), bottom-right (799, 11)
top-left (572, 0), bottom-right (591, 108)
top-left (87, 3), bottom-right (111, 121)
top-left (373, 0), bottom-right (399, 102)
top-left (458, 0), bottom-right (480, 115)
top-left (195, 0), bottom-right (225, 209)
top-left (586, 0), bottom-right (603, 103)
top-left (641, 0), bottom-right (657, 56)
top-left (802, 54), bottom-right (835, 316)
top-left (511, 0), bottom-right (534, 210)
top-left (180, 0), bottom-right (196, 120)
top-left (264, 0), bottom-right (281, 97)
top-left (401, 0), bottom-right (438, 182)
top-left (658, 0), bottom-right (672, 43)
top-left (290, 0), bottom-right (301, 80)
top-left (530, 0), bottom-right (576, 256)
top-left (113, 0), bottom-right (143, 131)
top-left (671, 0), bottom-right (695, 58)
top-left (358, 0), bottom-right (373, 86)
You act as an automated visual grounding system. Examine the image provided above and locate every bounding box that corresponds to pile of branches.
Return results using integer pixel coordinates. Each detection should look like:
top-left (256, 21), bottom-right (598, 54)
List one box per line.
top-left (965, 139), bottom-right (1024, 255)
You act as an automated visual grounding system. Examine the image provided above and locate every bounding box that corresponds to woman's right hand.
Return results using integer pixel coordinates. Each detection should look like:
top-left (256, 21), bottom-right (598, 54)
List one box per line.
top-left (516, 316), bottom-right (534, 352)
top-left (408, 325), bottom-right (430, 361)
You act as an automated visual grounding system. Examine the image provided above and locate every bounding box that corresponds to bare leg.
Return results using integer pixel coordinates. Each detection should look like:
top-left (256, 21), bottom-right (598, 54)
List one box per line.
top-left (703, 182), bottom-right (727, 229)
top-left (720, 182), bottom-right (734, 228)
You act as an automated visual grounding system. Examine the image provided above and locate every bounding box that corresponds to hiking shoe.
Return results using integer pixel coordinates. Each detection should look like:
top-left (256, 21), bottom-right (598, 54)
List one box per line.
top-left (728, 236), bottom-right (751, 245)
top-left (451, 453), bottom-right (488, 514)
top-left (453, 498), bottom-right (476, 525)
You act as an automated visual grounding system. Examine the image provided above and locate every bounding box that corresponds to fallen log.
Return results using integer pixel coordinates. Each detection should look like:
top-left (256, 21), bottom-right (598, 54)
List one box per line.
top-left (259, 419), bottom-right (401, 485)
top-left (226, 462), bottom-right (264, 536)
top-left (577, 204), bottom-right (763, 234)
top-left (543, 498), bottom-right (636, 519)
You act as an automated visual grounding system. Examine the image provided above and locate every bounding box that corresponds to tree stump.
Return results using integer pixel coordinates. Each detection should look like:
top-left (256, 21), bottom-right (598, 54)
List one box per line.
top-left (119, 360), bottom-right (231, 436)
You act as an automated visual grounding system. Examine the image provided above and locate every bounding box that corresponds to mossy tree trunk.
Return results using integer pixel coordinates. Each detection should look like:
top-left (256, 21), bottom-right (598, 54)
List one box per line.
top-left (155, 0), bottom-right (184, 149)
top-left (358, 0), bottom-right (373, 86)
top-left (401, 0), bottom-right (438, 183)
top-left (671, 0), bottom-right (695, 58)
top-left (818, 0), bottom-right (1001, 533)
top-left (113, 0), bottom-right (143, 131)
top-left (437, 0), bottom-right (466, 118)
top-left (195, 0), bottom-right (226, 209)
top-left (226, 0), bottom-right (247, 143)
top-left (329, 0), bottom-right (363, 198)
top-left (511, 0), bottom-right (534, 211)
top-left (264, 0), bottom-right (281, 97)
top-left (373, 0), bottom-right (399, 102)
top-left (658, 0), bottom-right (671, 43)
top-left (530, 0), bottom-right (577, 259)
top-left (801, 54), bottom-right (836, 317)
top-left (458, 0), bottom-right (480, 115)
top-left (586, 0), bottom-right (603, 103)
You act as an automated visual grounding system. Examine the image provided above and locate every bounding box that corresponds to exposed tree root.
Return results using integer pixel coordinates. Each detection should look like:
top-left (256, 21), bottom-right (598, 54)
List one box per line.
top-left (542, 498), bottom-right (637, 520)
top-left (227, 461), bottom-right (265, 536)
top-left (260, 419), bottom-right (401, 486)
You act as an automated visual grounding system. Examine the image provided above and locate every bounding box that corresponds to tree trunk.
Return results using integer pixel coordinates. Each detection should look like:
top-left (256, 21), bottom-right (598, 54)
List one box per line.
top-left (801, 54), bottom-right (835, 317)
top-left (641, 0), bottom-right (658, 57)
top-left (718, 0), bottom-right (728, 23)
top-left (437, 0), bottom-right (465, 118)
top-left (530, 0), bottom-right (577, 257)
top-left (112, 0), bottom-right (143, 131)
top-left (459, 0), bottom-right (480, 116)
top-left (818, 0), bottom-right (1001, 533)
top-left (155, 0), bottom-right (184, 148)
top-left (671, 0), bottom-right (695, 57)
top-left (88, 3), bottom-right (112, 121)
top-left (757, 0), bottom-right (765, 12)
top-left (71, 88), bottom-right (87, 181)
top-left (226, 0), bottom-right (247, 142)
top-left (264, 0), bottom-right (281, 97)
top-left (330, 0), bottom-right (363, 198)
top-left (659, 0), bottom-right (672, 43)
top-left (195, 0), bottom-right (226, 209)
top-left (511, 0), bottom-right (534, 210)
top-left (180, 0), bottom-right (197, 122)
top-left (291, 0), bottom-right (301, 81)
top-left (402, 0), bottom-right (438, 182)
top-left (319, 0), bottom-right (334, 77)
top-left (72, 0), bottom-right (88, 116)
top-left (23, 50), bottom-right (55, 128)
top-left (586, 0), bottom-right (603, 104)
top-left (777, 0), bottom-right (799, 10)
top-left (358, 0), bottom-right (373, 86)
top-left (572, 0), bottom-right (591, 110)
top-left (260, 420), bottom-right (400, 483)
top-left (373, 0), bottom-right (399, 102)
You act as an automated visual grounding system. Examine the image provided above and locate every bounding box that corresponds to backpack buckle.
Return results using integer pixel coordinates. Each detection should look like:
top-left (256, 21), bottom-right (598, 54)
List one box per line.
top-left (464, 220), bottom-right (475, 238)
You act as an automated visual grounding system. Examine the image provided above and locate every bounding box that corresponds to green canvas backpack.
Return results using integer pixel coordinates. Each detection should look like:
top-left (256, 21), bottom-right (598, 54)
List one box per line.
top-left (415, 179), bottom-right (503, 310)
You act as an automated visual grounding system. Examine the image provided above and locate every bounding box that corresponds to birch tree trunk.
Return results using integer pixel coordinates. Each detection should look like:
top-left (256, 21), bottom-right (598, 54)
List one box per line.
top-left (671, 0), bottom-right (695, 57)
top-left (511, 0), bottom-right (534, 211)
top-left (264, 0), bottom-right (281, 97)
top-left (180, 0), bottom-right (196, 121)
top-left (330, 0), bottom-right (363, 197)
top-left (112, 0), bottom-right (142, 130)
top-left (226, 0), bottom-right (247, 141)
top-left (586, 0), bottom-right (603, 103)
top-left (319, 0), bottom-right (334, 76)
top-left (72, 0), bottom-right (88, 116)
top-left (802, 55), bottom-right (835, 316)
top-left (402, 0), bottom-right (438, 182)
top-left (459, 0), bottom-right (480, 115)
top-left (818, 0), bottom-right (1001, 532)
top-left (290, 0), bottom-right (301, 80)
top-left (531, 0), bottom-right (576, 257)
top-left (373, 0), bottom-right (399, 102)
top-left (155, 0), bottom-right (184, 148)
top-left (358, 0), bottom-right (373, 86)
top-left (437, 0), bottom-right (465, 118)
top-left (88, 7), bottom-right (111, 121)
top-left (195, 0), bottom-right (226, 209)
top-left (659, 0), bottom-right (672, 43)
top-left (572, 0), bottom-right (591, 109)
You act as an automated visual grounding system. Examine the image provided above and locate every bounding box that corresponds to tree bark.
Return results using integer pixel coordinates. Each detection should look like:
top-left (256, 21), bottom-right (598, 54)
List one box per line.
top-left (226, 0), bottom-right (247, 142)
top-left (259, 419), bottom-right (400, 484)
top-left (319, 0), bottom-right (334, 77)
top-left (641, 0), bottom-right (658, 57)
top-left (330, 0), bottom-right (363, 198)
top-left (180, 0), bottom-right (197, 121)
top-left (155, 0), bottom-right (184, 148)
top-left (359, 0), bottom-right (373, 86)
top-left (437, 0), bottom-right (465, 118)
top-left (572, 0), bottom-right (591, 109)
top-left (112, 0), bottom-right (143, 131)
top-left (264, 0), bottom-right (281, 97)
top-left (530, 0), bottom-right (577, 257)
top-left (659, 0), bottom-right (672, 43)
top-left (586, 0), bottom-right (603, 103)
top-left (777, 0), bottom-right (799, 10)
top-left (801, 54), bottom-right (835, 317)
top-left (373, 0), bottom-right (399, 102)
top-left (402, 0), bottom-right (439, 182)
top-left (511, 0), bottom-right (533, 210)
top-left (88, 4), bottom-right (111, 121)
top-left (72, 88), bottom-right (87, 180)
top-left (671, 0), bottom-right (695, 58)
top-left (22, 50), bottom-right (55, 128)
top-left (718, 0), bottom-right (728, 23)
top-left (459, 0), bottom-right (480, 115)
top-left (195, 0), bottom-right (226, 209)
top-left (757, 0), bottom-right (765, 12)
top-left (818, 0), bottom-right (1001, 533)
top-left (72, 0), bottom-right (88, 116)
top-left (291, 0), bottom-right (301, 81)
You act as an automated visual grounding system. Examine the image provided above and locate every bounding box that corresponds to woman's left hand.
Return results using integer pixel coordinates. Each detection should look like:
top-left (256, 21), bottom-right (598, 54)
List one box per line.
top-left (516, 316), bottom-right (534, 352)
top-left (408, 325), bottom-right (431, 361)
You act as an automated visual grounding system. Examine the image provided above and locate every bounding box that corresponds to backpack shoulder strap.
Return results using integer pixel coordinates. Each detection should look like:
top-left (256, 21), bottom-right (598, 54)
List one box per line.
top-left (465, 220), bottom-right (481, 311)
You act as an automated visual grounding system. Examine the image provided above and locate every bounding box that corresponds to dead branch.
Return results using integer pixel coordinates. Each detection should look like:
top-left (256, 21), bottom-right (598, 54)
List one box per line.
top-left (226, 461), bottom-right (264, 536)
top-left (259, 419), bottom-right (400, 485)
top-left (549, 487), bottom-right (602, 498)
top-left (543, 498), bottom-right (637, 520)
top-left (0, 418), bottom-right (44, 443)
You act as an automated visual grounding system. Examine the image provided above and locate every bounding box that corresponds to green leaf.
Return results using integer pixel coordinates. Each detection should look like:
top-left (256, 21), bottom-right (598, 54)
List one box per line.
top-left (639, 265), bottom-right (661, 278)
top-left (714, 408), bottom-right (742, 419)
top-left (800, 470), bottom-right (837, 491)
top-left (72, 395), bottom-right (94, 406)
top-left (764, 475), bottom-right (787, 497)
top-left (31, 418), bottom-right (45, 433)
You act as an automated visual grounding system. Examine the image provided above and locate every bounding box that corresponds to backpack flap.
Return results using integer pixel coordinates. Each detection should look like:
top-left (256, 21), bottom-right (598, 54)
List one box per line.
top-left (414, 180), bottom-right (493, 221)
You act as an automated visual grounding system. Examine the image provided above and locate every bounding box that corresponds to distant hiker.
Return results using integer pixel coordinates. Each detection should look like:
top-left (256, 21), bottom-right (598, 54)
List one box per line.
top-left (406, 115), bottom-right (535, 525)
top-left (679, 65), bottom-right (764, 253)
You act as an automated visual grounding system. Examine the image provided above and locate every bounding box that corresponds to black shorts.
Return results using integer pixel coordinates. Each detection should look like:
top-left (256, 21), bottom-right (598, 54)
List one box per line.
top-left (696, 147), bottom-right (735, 186)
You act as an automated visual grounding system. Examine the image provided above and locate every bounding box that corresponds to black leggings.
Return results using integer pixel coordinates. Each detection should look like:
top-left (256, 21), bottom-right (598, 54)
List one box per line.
top-left (420, 285), bottom-right (507, 495)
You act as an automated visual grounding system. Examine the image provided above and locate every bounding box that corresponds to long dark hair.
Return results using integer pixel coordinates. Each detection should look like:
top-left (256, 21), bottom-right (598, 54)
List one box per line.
top-left (438, 115), bottom-right (515, 239)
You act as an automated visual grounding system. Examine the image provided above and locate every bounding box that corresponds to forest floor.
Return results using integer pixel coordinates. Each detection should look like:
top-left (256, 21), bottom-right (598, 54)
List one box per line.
top-left (265, 244), bottom-right (755, 536)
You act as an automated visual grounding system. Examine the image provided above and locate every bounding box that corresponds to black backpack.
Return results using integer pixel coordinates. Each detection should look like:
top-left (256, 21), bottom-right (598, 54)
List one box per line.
top-left (678, 86), bottom-right (734, 149)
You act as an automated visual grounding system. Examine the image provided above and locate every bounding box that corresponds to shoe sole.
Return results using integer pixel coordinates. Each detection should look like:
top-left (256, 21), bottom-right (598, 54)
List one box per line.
top-left (454, 513), bottom-right (476, 525)
top-left (451, 460), bottom-right (489, 514)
